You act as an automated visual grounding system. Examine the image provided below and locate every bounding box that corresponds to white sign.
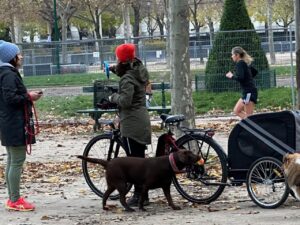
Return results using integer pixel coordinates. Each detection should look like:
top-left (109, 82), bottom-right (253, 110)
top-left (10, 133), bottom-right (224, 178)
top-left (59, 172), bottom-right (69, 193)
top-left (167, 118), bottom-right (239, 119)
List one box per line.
top-left (93, 52), bottom-right (99, 58)
top-left (156, 50), bottom-right (162, 58)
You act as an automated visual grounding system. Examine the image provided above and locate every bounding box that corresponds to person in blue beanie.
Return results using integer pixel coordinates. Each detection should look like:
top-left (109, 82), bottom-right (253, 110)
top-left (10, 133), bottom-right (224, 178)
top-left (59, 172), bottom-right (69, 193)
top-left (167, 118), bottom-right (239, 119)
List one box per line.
top-left (0, 40), bottom-right (43, 211)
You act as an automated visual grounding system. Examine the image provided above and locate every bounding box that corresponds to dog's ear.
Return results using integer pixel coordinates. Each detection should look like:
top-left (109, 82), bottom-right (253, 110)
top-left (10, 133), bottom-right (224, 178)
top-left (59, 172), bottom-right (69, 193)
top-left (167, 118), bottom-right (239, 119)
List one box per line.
top-left (176, 149), bottom-right (188, 162)
top-left (283, 154), bottom-right (290, 164)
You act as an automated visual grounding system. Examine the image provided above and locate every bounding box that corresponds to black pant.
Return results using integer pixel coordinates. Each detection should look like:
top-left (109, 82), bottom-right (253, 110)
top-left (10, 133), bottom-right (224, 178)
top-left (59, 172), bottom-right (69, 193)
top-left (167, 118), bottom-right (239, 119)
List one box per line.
top-left (122, 137), bottom-right (146, 195)
top-left (122, 137), bottom-right (146, 158)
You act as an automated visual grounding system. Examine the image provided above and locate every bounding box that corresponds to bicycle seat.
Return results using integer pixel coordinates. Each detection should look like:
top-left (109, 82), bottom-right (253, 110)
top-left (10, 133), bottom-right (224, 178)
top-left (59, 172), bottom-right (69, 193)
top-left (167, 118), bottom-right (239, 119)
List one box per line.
top-left (160, 114), bottom-right (185, 124)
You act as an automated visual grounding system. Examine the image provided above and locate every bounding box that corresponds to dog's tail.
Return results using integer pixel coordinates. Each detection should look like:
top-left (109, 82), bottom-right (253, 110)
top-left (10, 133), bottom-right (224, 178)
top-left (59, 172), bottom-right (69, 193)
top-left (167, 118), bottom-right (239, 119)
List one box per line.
top-left (77, 155), bottom-right (108, 168)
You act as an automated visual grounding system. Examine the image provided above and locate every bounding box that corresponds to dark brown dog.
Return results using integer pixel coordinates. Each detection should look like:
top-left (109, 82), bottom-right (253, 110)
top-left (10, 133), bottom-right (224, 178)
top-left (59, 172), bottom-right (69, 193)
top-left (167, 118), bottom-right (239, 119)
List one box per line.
top-left (283, 153), bottom-right (300, 200)
top-left (78, 150), bottom-right (200, 212)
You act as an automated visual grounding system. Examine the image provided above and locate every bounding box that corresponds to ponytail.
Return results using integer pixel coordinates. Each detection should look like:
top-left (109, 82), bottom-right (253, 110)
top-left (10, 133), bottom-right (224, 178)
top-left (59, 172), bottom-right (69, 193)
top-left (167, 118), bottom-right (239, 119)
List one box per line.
top-left (232, 46), bottom-right (253, 65)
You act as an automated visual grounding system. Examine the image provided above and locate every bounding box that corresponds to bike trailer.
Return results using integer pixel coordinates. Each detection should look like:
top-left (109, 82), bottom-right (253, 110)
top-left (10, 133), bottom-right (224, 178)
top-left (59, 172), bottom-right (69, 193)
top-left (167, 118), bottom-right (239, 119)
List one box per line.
top-left (227, 110), bottom-right (300, 183)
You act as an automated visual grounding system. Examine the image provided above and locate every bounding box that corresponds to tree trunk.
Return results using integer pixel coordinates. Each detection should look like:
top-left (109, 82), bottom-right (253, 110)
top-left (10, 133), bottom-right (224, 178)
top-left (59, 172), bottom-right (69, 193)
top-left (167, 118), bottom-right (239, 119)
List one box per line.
top-left (207, 17), bottom-right (214, 46)
top-left (164, 0), bottom-right (170, 68)
top-left (13, 16), bottom-right (22, 43)
top-left (195, 26), bottom-right (204, 64)
top-left (93, 10), bottom-right (104, 66)
top-left (267, 0), bottom-right (276, 64)
top-left (156, 15), bottom-right (164, 37)
top-left (10, 14), bottom-right (15, 43)
top-left (169, 0), bottom-right (195, 128)
top-left (295, 0), bottom-right (300, 109)
top-left (132, 2), bottom-right (141, 50)
top-left (123, 2), bottom-right (131, 42)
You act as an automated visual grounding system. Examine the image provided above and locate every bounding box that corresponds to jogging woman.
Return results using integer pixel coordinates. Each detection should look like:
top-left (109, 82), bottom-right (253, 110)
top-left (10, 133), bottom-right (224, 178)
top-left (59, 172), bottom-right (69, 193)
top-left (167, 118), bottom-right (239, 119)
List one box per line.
top-left (226, 46), bottom-right (257, 119)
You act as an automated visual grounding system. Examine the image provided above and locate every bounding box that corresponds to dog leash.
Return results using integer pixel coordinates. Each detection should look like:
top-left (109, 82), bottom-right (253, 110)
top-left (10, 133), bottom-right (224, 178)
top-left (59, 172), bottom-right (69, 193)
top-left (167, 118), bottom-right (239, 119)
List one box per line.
top-left (24, 94), bottom-right (40, 155)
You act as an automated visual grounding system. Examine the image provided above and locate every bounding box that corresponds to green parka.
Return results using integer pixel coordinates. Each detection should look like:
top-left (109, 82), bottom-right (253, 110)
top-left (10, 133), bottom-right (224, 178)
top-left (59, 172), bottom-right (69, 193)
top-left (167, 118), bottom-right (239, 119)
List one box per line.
top-left (110, 59), bottom-right (151, 145)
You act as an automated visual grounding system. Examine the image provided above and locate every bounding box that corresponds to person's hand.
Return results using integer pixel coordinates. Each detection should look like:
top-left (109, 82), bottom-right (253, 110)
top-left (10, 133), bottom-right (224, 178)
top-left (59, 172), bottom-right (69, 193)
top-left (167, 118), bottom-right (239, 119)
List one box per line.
top-left (226, 71), bottom-right (233, 79)
top-left (28, 90), bottom-right (43, 101)
top-left (109, 65), bottom-right (117, 74)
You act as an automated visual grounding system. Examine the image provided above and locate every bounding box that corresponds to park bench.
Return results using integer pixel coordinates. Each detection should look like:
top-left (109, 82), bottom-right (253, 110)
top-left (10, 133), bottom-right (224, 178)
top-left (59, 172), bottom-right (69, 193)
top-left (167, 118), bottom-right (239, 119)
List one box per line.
top-left (77, 80), bottom-right (171, 131)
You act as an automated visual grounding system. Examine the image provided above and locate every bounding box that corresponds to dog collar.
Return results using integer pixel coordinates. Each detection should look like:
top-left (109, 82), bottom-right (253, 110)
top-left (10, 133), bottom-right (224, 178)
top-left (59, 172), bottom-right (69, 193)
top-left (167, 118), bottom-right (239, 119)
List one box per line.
top-left (169, 153), bottom-right (185, 173)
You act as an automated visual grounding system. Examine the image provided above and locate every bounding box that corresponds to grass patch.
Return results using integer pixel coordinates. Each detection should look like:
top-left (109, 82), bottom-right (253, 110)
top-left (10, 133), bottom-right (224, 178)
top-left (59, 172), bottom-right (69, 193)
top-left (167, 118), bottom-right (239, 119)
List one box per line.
top-left (22, 65), bottom-right (292, 88)
top-left (24, 73), bottom-right (120, 88)
top-left (193, 91), bottom-right (239, 114)
top-left (35, 87), bottom-right (294, 118)
top-left (36, 95), bottom-right (92, 118)
top-left (23, 69), bottom-right (207, 87)
top-left (271, 65), bottom-right (295, 77)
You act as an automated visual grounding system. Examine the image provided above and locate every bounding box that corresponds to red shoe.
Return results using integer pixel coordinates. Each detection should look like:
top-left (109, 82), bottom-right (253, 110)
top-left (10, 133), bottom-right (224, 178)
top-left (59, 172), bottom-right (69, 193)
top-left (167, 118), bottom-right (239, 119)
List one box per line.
top-left (6, 197), bottom-right (35, 211)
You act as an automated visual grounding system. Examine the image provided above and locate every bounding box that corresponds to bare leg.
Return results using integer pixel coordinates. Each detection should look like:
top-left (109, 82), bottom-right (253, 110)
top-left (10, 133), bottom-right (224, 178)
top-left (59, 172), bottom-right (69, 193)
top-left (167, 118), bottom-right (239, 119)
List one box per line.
top-left (244, 101), bottom-right (255, 117)
top-left (233, 98), bottom-right (247, 119)
top-left (162, 186), bottom-right (181, 210)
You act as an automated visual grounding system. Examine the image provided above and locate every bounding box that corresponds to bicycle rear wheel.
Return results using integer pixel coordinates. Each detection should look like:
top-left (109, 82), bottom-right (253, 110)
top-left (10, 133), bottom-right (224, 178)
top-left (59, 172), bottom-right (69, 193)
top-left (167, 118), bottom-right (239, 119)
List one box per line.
top-left (246, 157), bottom-right (289, 209)
top-left (173, 133), bottom-right (228, 204)
top-left (82, 133), bottom-right (129, 200)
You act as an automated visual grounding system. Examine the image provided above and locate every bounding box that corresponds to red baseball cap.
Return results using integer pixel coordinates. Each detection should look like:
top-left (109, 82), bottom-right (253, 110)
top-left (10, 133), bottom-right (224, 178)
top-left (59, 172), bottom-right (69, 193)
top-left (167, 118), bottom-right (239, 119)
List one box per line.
top-left (115, 43), bottom-right (135, 63)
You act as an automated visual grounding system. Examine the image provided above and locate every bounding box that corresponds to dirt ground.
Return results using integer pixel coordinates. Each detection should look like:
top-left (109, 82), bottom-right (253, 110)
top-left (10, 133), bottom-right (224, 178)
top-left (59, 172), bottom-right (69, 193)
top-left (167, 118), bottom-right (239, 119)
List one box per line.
top-left (1, 118), bottom-right (300, 225)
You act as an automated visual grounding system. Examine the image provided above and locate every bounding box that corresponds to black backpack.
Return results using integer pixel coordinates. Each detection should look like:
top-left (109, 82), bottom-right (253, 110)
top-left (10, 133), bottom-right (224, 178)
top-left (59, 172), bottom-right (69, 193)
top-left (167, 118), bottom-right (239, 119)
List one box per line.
top-left (249, 65), bottom-right (258, 77)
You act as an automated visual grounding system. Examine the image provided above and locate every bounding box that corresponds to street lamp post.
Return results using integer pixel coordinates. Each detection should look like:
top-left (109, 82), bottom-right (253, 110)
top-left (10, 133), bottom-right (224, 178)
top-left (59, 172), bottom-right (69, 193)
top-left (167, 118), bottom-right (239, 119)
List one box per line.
top-left (53, 0), bottom-right (60, 74)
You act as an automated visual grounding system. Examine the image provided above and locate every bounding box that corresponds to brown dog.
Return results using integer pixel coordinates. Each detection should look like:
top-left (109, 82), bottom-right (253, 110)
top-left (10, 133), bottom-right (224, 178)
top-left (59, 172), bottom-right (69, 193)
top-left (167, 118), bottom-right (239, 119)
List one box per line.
top-left (78, 150), bottom-right (200, 212)
top-left (283, 153), bottom-right (300, 200)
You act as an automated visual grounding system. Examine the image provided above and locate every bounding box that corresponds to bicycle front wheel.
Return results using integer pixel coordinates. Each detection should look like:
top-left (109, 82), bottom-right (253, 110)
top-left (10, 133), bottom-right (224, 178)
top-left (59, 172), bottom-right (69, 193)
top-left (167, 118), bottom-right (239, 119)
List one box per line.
top-left (82, 133), bottom-right (128, 200)
top-left (173, 133), bottom-right (228, 204)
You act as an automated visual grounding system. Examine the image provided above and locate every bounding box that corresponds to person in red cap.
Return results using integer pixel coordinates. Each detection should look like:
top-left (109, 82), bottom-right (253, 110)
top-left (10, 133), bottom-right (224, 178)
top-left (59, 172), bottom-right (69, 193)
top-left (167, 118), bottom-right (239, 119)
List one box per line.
top-left (115, 43), bottom-right (135, 63)
top-left (109, 43), bottom-right (151, 206)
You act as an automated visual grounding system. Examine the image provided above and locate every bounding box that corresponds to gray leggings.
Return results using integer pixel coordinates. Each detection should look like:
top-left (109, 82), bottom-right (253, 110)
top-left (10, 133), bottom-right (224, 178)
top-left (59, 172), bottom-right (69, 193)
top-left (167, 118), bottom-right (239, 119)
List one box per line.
top-left (5, 146), bottom-right (26, 202)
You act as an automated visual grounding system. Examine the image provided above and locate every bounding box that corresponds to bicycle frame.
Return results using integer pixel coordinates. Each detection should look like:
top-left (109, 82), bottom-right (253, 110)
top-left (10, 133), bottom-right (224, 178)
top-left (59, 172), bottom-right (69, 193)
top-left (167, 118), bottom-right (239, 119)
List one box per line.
top-left (160, 121), bottom-right (215, 155)
top-left (103, 115), bottom-right (218, 163)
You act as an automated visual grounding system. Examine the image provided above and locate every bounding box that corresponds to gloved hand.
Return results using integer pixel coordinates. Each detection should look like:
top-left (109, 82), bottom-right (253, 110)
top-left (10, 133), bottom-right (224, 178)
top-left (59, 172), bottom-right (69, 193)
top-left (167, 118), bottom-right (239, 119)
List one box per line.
top-left (109, 65), bottom-right (117, 74)
top-left (96, 98), bottom-right (117, 109)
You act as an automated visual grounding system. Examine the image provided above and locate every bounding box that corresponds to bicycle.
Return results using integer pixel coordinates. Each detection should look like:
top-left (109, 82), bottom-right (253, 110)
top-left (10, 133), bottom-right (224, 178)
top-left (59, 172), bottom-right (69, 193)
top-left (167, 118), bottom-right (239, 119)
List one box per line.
top-left (81, 113), bottom-right (228, 204)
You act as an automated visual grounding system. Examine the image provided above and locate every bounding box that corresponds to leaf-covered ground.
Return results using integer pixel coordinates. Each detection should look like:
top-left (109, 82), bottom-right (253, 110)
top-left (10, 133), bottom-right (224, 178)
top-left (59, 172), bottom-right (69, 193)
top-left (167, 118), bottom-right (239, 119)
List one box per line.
top-left (1, 117), bottom-right (300, 225)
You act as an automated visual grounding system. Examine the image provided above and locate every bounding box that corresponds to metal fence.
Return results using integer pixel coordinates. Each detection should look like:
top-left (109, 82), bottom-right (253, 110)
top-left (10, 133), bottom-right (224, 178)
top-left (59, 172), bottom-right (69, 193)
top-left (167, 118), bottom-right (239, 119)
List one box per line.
top-left (18, 28), bottom-right (295, 92)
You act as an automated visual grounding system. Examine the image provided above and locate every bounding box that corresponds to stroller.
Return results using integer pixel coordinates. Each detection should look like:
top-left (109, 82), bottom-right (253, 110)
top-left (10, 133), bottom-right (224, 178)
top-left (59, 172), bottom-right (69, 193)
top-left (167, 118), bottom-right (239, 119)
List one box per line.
top-left (227, 110), bottom-right (300, 208)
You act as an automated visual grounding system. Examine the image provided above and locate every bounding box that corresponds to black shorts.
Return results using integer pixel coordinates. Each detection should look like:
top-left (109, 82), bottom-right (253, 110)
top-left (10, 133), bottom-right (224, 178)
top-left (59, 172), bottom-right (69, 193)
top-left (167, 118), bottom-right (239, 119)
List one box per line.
top-left (242, 91), bottom-right (257, 104)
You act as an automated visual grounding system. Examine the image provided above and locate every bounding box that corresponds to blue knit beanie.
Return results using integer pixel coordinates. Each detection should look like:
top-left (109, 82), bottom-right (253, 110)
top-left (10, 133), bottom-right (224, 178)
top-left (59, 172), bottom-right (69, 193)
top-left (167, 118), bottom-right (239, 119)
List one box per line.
top-left (0, 40), bottom-right (20, 63)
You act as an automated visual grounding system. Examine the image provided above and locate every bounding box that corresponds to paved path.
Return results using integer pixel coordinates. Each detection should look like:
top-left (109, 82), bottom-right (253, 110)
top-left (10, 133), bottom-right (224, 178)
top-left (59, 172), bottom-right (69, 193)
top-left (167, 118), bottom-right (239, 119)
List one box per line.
top-left (1, 129), bottom-right (300, 225)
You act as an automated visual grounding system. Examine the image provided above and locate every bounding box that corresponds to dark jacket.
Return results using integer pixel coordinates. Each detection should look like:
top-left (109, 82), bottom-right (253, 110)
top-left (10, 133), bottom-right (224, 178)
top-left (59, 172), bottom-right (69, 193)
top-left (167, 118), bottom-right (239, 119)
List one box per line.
top-left (110, 58), bottom-right (151, 145)
top-left (0, 65), bottom-right (33, 146)
top-left (232, 60), bottom-right (257, 94)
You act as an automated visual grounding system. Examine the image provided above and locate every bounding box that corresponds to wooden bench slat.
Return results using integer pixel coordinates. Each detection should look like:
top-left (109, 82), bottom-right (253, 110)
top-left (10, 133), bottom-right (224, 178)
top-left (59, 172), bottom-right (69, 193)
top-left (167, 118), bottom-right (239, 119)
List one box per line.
top-left (76, 106), bottom-right (171, 114)
top-left (82, 82), bottom-right (170, 93)
top-left (82, 86), bottom-right (94, 92)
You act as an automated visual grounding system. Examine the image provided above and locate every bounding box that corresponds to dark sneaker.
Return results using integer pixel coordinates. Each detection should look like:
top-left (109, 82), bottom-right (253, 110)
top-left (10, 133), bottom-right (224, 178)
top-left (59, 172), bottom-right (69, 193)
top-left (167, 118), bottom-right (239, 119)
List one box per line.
top-left (127, 195), bottom-right (150, 207)
top-left (126, 195), bottom-right (139, 207)
top-left (143, 199), bottom-right (150, 206)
